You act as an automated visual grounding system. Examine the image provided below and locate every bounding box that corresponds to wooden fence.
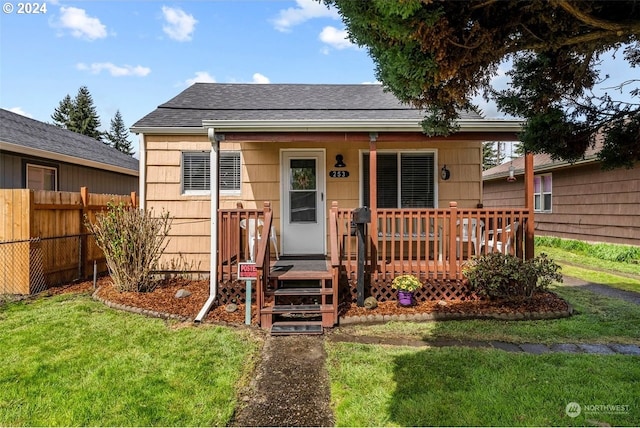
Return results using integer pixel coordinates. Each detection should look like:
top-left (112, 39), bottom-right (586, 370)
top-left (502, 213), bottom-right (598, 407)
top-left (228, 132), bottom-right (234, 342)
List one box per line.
top-left (0, 187), bottom-right (136, 294)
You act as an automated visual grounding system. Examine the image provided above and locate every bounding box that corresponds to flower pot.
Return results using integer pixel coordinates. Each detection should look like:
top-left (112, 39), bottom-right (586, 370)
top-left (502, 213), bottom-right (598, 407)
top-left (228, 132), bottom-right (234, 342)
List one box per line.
top-left (398, 290), bottom-right (414, 306)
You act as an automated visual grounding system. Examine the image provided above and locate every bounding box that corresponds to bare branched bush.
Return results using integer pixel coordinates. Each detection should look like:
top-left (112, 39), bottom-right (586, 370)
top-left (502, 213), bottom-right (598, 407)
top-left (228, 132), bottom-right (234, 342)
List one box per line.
top-left (87, 202), bottom-right (172, 292)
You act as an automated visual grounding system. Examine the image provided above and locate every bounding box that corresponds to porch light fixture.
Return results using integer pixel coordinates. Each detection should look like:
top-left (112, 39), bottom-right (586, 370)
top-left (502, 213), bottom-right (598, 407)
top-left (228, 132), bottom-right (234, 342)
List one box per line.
top-left (334, 154), bottom-right (346, 168)
top-left (440, 165), bottom-right (450, 180)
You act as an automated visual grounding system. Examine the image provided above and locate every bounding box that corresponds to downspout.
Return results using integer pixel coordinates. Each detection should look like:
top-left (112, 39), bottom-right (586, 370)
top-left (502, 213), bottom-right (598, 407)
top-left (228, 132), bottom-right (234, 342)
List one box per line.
top-left (138, 133), bottom-right (146, 210)
top-left (195, 128), bottom-right (220, 322)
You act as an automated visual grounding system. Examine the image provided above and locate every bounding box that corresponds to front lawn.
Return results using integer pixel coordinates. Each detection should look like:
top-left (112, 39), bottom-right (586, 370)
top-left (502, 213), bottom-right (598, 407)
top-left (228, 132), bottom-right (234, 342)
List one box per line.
top-left (334, 285), bottom-right (640, 345)
top-left (0, 293), bottom-right (261, 426)
top-left (328, 342), bottom-right (639, 426)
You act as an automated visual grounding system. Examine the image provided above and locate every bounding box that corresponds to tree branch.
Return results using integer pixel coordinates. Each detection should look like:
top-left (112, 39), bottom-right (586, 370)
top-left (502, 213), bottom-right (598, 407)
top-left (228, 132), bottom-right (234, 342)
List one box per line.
top-left (553, 0), bottom-right (637, 32)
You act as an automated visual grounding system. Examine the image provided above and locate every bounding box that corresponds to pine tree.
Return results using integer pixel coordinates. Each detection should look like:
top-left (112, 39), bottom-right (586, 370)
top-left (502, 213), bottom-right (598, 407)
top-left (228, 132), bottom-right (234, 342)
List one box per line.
top-left (483, 142), bottom-right (504, 171)
top-left (51, 94), bottom-right (74, 129)
top-left (106, 110), bottom-right (135, 155)
top-left (70, 86), bottom-right (102, 140)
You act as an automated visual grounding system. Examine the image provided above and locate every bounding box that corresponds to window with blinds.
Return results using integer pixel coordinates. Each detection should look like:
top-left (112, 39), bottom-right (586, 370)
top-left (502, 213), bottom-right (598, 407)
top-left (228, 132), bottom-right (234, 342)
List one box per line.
top-left (362, 152), bottom-right (435, 208)
top-left (182, 151), bottom-right (241, 194)
top-left (220, 152), bottom-right (241, 192)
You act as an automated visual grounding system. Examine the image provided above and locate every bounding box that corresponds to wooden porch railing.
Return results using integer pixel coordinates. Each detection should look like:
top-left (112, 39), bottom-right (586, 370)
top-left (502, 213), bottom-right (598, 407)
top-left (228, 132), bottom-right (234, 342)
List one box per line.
top-left (332, 201), bottom-right (531, 281)
top-left (254, 202), bottom-right (272, 324)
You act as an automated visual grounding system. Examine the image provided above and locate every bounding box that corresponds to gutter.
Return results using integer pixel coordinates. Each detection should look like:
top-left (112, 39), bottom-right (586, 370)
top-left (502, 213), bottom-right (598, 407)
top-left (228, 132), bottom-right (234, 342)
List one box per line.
top-left (132, 119), bottom-right (525, 135)
top-left (195, 127), bottom-right (220, 323)
top-left (0, 140), bottom-right (139, 176)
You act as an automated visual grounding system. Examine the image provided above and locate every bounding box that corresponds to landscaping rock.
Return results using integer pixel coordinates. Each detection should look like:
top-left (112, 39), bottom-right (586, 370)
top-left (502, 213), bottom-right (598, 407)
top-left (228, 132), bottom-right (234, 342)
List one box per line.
top-left (364, 296), bottom-right (378, 309)
top-left (226, 303), bottom-right (238, 313)
top-left (174, 289), bottom-right (191, 299)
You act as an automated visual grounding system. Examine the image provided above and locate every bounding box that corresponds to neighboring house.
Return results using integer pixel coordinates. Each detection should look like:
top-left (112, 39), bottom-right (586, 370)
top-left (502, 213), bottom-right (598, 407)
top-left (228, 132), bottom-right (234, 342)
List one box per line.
top-left (0, 108), bottom-right (139, 194)
top-left (482, 146), bottom-right (640, 246)
top-left (132, 83), bottom-right (528, 331)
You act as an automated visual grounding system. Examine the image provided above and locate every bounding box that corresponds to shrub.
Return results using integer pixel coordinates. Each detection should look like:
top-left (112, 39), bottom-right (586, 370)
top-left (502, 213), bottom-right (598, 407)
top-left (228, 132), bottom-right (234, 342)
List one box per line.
top-left (87, 202), bottom-right (171, 292)
top-left (462, 252), bottom-right (562, 301)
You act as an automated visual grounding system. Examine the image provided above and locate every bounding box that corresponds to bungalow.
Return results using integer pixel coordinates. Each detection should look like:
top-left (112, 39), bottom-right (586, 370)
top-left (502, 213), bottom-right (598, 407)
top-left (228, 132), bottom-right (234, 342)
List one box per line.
top-left (483, 145), bottom-right (640, 246)
top-left (0, 108), bottom-right (139, 194)
top-left (132, 83), bottom-right (531, 333)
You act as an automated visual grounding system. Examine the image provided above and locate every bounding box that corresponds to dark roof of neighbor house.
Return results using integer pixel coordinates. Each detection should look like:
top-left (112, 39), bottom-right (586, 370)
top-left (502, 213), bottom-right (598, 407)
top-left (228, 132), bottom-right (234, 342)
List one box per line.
top-left (132, 83), bottom-right (484, 128)
top-left (483, 144), bottom-right (601, 181)
top-left (0, 108), bottom-right (139, 174)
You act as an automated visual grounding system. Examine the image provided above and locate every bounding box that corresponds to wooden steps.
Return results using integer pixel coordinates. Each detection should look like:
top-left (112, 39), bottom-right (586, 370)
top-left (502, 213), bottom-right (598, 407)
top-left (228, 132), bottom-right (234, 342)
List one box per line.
top-left (259, 258), bottom-right (337, 335)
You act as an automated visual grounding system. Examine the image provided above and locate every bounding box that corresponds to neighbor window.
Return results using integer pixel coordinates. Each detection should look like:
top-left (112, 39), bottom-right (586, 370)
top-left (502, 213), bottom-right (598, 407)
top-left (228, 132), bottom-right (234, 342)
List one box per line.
top-left (534, 174), bottom-right (552, 212)
top-left (362, 151), bottom-right (436, 208)
top-left (26, 164), bottom-right (57, 191)
top-left (182, 151), bottom-right (241, 194)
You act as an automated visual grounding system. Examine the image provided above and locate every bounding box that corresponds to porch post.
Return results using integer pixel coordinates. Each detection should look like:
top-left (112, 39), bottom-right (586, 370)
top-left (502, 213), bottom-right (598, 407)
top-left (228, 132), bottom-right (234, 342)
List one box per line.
top-left (524, 152), bottom-right (535, 260)
top-left (369, 133), bottom-right (378, 271)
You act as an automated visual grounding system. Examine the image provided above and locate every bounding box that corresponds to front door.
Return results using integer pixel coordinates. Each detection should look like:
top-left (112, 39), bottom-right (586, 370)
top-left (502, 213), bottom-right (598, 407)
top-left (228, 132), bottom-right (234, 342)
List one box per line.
top-left (281, 150), bottom-right (326, 255)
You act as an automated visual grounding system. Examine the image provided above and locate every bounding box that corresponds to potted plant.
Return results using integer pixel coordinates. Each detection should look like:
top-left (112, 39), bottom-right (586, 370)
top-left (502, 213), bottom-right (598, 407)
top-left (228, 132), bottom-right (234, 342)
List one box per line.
top-left (392, 274), bottom-right (422, 306)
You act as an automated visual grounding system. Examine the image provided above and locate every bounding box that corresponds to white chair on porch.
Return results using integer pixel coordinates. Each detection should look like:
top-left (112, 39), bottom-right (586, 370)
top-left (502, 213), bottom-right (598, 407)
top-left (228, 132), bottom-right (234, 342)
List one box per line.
top-left (456, 218), bottom-right (484, 257)
top-left (487, 221), bottom-right (519, 255)
top-left (239, 219), bottom-right (279, 262)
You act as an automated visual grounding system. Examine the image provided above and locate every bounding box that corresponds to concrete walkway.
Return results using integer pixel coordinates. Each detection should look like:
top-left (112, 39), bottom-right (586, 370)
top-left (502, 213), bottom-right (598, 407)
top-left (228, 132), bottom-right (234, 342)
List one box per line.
top-left (562, 275), bottom-right (640, 305)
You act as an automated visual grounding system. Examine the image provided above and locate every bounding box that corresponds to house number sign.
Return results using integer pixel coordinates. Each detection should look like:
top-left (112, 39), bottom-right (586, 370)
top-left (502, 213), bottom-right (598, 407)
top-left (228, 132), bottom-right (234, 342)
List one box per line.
top-left (329, 170), bottom-right (350, 178)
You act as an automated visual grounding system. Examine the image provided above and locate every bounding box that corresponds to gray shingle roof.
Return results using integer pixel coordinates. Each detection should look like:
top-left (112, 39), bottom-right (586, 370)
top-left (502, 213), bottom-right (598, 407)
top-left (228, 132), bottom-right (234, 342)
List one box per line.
top-left (0, 108), bottom-right (138, 173)
top-left (133, 83), bottom-right (483, 128)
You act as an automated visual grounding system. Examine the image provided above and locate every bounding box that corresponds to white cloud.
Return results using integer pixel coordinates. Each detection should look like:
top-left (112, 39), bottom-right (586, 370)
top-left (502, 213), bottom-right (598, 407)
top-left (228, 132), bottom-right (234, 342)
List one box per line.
top-left (7, 107), bottom-right (33, 118)
top-left (56, 7), bottom-right (107, 40)
top-left (252, 73), bottom-right (270, 84)
top-left (272, 0), bottom-right (339, 32)
top-left (76, 62), bottom-right (151, 77)
top-left (162, 6), bottom-right (197, 42)
top-left (319, 26), bottom-right (355, 50)
top-left (185, 71), bottom-right (216, 86)
top-left (472, 63), bottom-right (511, 118)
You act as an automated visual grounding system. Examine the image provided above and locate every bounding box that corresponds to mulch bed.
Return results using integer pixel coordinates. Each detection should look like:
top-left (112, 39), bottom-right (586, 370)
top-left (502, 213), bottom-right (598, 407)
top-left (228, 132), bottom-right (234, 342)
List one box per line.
top-left (42, 276), bottom-right (570, 324)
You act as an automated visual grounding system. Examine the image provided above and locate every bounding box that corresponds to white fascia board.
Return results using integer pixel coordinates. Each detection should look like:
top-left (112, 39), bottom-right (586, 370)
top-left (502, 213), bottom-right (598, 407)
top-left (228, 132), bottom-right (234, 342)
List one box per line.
top-left (130, 119), bottom-right (524, 134)
top-left (130, 126), bottom-right (206, 135)
top-left (201, 119), bottom-right (524, 133)
top-left (0, 140), bottom-right (139, 176)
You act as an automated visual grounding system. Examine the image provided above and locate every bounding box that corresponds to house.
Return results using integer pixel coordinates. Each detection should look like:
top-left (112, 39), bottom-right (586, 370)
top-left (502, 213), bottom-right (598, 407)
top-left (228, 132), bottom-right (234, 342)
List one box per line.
top-left (0, 108), bottom-right (138, 194)
top-left (483, 145), bottom-right (640, 247)
top-left (132, 83), bottom-right (530, 333)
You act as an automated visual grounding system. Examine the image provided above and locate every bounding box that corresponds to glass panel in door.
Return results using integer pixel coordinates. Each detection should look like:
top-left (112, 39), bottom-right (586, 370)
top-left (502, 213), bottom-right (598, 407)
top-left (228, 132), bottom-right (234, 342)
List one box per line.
top-left (289, 159), bottom-right (317, 223)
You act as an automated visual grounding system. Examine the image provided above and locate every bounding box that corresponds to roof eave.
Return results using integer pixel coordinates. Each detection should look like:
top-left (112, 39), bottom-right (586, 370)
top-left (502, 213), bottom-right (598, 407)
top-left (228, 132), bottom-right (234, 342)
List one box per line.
top-left (133, 119), bottom-right (524, 134)
top-left (0, 141), bottom-right (139, 176)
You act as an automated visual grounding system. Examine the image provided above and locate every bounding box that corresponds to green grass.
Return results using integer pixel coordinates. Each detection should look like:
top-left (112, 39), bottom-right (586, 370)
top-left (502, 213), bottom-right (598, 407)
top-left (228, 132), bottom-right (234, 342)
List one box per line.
top-left (327, 342), bottom-right (640, 427)
top-left (536, 236), bottom-right (640, 264)
top-left (335, 285), bottom-right (640, 345)
top-left (0, 293), bottom-right (261, 426)
top-left (537, 245), bottom-right (640, 293)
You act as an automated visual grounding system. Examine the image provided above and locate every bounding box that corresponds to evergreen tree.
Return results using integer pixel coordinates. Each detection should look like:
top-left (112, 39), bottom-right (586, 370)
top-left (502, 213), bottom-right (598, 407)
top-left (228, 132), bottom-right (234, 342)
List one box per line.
top-left (483, 142), bottom-right (504, 171)
top-left (71, 86), bottom-right (102, 140)
top-left (51, 94), bottom-right (74, 129)
top-left (106, 110), bottom-right (135, 155)
top-left (325, 0), bottom-right (640, 169)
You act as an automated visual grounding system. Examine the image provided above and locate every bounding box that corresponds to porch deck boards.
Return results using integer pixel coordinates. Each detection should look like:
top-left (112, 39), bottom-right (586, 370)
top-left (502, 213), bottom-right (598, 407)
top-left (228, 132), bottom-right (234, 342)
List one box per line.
top-left (269, 259), bottom-right (333, 281)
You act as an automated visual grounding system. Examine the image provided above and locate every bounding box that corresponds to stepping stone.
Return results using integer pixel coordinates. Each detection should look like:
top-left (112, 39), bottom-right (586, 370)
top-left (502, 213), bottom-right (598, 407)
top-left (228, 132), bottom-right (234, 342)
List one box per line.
top-left (490, 341), bottom-right (522, 353)
top-left (578, 344), bottom-right (616, 354)
top-left (609, 344), bottom-right (640, 355)
top-left (520, 343), bottom-right (551, 354)
top-left (550, 343), bottom-right (582, 353)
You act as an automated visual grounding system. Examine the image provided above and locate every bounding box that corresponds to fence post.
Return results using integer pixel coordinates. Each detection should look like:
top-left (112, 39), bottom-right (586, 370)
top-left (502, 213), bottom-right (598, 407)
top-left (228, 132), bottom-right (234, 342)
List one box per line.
top-left (130, 191), bottom-right (137, 209)
top-left (448, 201), bottom-right (458, 279)
top-left (80, 187), bottom-right (89, 279)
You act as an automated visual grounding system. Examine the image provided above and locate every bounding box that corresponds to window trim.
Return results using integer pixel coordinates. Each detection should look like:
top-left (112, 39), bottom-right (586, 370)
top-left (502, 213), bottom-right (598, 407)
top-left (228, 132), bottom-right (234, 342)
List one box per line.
top-left (533, 173), bottom-right (552, 213)
top-left (181, 151), bottom-right (242, 196)
top-left (26, 163), bottom-right (58, 191)
top-left (359, 149), bottom-right (438, 208)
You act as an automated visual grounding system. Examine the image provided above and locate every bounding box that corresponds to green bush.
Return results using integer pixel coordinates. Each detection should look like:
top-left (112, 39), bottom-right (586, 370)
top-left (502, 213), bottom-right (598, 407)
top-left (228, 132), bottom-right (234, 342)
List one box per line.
top-left (535, 236), bottom-right (640, 264)
top-left (87, 202), bottom-right (171, 292)
top-left (463, 253), bottom-right (562, 301)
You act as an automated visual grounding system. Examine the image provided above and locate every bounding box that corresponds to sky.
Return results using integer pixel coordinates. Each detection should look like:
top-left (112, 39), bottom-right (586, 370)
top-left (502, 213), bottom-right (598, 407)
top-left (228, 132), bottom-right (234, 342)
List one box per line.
top-left (1, 0), bottom-right (636, 157)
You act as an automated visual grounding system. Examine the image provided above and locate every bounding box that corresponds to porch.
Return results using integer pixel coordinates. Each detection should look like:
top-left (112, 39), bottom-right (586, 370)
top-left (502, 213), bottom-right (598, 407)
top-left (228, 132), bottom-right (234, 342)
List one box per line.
top-left (216, 200), bottom-right (534, 332)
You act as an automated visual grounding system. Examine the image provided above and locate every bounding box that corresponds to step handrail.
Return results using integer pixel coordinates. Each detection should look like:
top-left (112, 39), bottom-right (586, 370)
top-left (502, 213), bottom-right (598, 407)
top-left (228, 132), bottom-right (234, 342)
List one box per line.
top-left (255, 201), bottom-right (272, 325)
